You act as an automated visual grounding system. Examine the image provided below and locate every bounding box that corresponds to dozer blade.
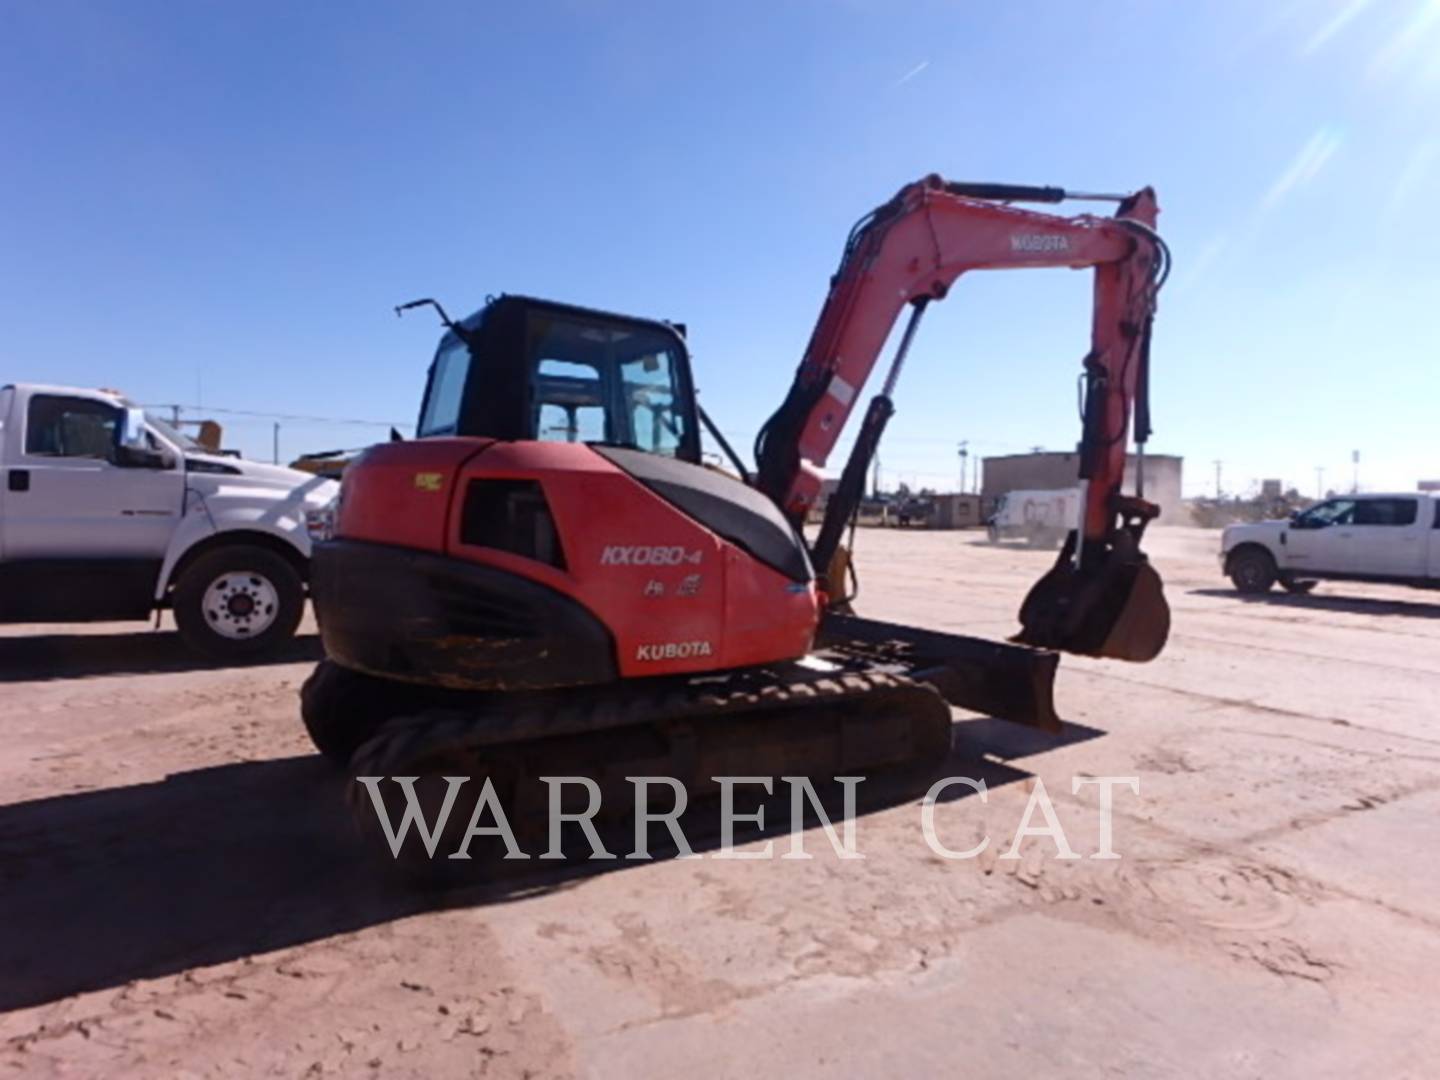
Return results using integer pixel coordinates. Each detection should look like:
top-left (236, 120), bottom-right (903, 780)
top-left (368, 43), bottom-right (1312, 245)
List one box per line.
top-left (817, 613), bottom-right (1062, 732)
top-left (1013, 533), bottom-right (1171, 662)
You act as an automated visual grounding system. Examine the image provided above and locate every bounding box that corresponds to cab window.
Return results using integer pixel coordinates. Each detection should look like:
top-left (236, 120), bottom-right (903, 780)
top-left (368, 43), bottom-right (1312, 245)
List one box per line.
top-left (528, 314), bottom-right (694, 459)
top-left (1298, 499), bottom-right (1355, 527)
top-left (535, 359), bottom-right (606, 443)
top-left (1354, 498), bottom-right (1417, 526)
top-left (25, 395), bottom-right (120, 459)
top-left (418, 336), bottom-right (472, 437)
top-left (621, 350), bottom-right (686, 456)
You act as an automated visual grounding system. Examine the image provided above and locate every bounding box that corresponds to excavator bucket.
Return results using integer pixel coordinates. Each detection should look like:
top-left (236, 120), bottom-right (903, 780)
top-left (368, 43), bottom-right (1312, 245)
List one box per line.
top-left (1013, 531), bottom-right (1171, 662)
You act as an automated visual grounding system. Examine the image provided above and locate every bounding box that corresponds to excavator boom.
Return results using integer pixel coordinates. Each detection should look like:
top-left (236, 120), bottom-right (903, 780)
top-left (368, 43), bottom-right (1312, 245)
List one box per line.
top-left (755, 175), bottom-right (1171, 662)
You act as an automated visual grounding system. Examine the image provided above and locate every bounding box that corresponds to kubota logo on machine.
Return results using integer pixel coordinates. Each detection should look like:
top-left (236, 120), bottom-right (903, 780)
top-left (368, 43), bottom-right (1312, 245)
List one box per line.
top-left (600, 545), bottom-right (703, 567)
top-left (636, 641), bottom-right (714, 661)
top-left (1010, 233), bottom-right (1070, 253)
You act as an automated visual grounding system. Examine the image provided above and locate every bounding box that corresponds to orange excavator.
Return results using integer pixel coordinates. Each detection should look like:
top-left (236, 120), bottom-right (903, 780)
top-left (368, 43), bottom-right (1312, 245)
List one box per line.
top-left (301, 175), bottom-right (1171, 860)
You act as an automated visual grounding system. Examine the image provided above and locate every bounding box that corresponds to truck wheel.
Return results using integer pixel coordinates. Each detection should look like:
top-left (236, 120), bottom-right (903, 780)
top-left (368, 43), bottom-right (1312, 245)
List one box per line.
top-left (301, 659), bottom-right (406, 764)
top-left (1228, 548), bottom-right (1278, 594)
top-left (1280, 578), bottom-right (1318, 595)
top-left (173, 545), bottom-right (305, 659)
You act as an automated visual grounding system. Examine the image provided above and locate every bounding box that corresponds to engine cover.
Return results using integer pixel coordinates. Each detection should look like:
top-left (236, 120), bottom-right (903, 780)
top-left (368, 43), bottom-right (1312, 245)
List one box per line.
top-left (322, 439), bottom-right (820, 688)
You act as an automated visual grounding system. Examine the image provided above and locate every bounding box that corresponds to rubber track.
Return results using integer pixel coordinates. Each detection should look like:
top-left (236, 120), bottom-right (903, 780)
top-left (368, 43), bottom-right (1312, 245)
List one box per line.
top-left (346, 667), bottom-right (951, 822)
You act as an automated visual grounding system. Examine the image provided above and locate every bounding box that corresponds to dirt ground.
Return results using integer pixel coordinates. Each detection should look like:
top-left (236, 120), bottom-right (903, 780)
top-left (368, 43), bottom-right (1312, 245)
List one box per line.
top-left (2, 525), bottom-right (1437, 1078)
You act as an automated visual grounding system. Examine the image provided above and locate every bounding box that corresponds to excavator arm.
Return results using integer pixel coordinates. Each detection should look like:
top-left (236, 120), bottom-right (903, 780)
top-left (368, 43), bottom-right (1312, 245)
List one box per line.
top-left (755, 174), bottom-right (1171, 662)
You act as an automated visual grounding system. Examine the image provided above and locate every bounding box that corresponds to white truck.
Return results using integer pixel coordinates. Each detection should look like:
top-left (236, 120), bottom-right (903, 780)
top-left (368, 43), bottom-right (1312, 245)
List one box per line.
top-left (1221, 492), bottom-right (1440, 595)
top-left (0, 383), bottom-right (339, 657)
top-left (986, 488), bottom-right (1079, 549)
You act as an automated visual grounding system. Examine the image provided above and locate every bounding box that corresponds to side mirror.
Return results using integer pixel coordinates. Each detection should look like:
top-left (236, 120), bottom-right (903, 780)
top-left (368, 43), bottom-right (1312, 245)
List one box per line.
top-left (117, 407), bottom-right (148, 451)
top-left (111, 410), bottom-right (175, 470)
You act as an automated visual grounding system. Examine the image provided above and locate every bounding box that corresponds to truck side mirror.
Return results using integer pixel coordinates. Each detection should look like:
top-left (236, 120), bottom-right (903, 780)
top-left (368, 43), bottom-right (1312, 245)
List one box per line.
top-left (112, 408), bottom-right (174, 469)
top-left (118, 407), bottom-right (148, 451)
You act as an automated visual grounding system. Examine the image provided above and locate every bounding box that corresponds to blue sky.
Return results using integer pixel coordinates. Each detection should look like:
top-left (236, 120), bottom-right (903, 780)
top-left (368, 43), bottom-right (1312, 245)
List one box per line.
top-left (2, 0), bottom-right (1436, 497)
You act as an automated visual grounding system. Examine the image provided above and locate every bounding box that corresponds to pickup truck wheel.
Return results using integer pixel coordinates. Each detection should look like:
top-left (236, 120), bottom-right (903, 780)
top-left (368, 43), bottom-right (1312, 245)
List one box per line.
top-left (1229, 548), bottom-right (1278, 594)
top-left (301, 659), bottom-right (406, 764)
top-left (173, 546), bottom-right (304, 659)
top-left (1280, 578), bottom-right (1318, 595)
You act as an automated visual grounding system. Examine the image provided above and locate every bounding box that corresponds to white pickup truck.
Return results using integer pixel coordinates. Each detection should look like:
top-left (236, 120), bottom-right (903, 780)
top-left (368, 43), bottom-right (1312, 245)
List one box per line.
top-left (1221, 492), bottom-right (1440, 595)
top-left (0, 383), bottom-right (339, 656)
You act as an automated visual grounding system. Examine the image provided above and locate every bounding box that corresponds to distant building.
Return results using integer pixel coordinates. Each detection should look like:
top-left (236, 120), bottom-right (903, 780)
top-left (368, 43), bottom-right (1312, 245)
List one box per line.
top-left (981, 451), bottom-right (1184, 523)
top-left (929, 493), bottom-right (986, 529)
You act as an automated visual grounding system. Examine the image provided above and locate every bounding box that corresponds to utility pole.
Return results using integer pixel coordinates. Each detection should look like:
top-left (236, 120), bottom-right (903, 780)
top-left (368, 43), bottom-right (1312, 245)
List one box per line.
top-left (1352, 450), bottom-right (1360, 494)
top-left (1212, 459), bottom-right (1223, 499)
top-left (273, 422), bottom-right (280, 465)
top-left (957, 441), bottom-right (969, 494)
top-left (871, 454), bottom-right (881, 499)
top-left (1315, 466), bottom-right (1325, 499)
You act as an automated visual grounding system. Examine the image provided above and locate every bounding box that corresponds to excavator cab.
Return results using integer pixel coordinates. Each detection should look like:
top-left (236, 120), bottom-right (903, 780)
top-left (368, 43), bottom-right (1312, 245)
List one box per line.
top-left (415, 295), bottom-right (702, 464)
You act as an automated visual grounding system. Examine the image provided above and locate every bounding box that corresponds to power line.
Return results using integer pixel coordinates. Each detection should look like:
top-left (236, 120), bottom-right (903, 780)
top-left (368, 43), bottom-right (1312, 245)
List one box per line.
top-left (145, 403), bottom-right (412, 429)
top-left (709, 427), bottom-right (1043, 454)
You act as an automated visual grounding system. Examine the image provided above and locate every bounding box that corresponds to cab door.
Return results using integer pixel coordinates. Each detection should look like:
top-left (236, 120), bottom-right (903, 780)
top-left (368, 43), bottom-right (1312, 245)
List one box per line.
top-left (1350, 497), bottom-right (1425, 577)
top-left (1285, 498), bottom-right (1355, 573)
top-left (0, 393), bottom-right (185, 620)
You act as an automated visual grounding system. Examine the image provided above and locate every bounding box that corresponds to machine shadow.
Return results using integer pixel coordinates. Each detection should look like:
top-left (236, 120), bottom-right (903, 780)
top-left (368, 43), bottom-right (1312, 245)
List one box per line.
top-left (0, 729), bottom-right (1039, 1012)
top-left (0, 631), bottom-right (323, 682)
top-left (1188, 587), bottom-right (1440, 620)
top-left (951, 715), bottom-right (1105, 760)
top-left (457, 741), bottom-right (1037, 908)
